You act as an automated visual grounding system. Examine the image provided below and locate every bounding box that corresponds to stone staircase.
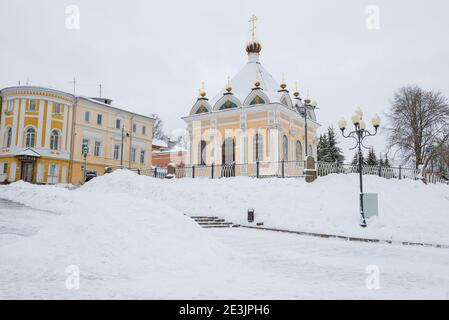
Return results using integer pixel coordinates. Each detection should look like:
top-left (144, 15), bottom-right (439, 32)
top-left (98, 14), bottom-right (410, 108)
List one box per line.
top-left (190, 215), bottom-right (240, 229)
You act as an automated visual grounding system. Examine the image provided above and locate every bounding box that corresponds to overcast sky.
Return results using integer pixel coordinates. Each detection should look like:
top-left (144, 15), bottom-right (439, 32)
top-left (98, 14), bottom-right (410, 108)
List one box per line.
top-left (1, 0), bottom-right (448, 161)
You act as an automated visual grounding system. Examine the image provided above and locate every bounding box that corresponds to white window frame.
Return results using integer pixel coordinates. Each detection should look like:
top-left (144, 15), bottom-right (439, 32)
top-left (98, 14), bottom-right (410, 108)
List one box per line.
top-left (28, 99), bottom-right (37, 112)
top-left (113, 144), bottom-right (121, 160)
top-left (6, 100), bottom-right (14, 113)
top-left (50, 129), bottom-right (61, 150)
top-left (4, 127), bottom-right (12, 148)
top-left (94, 141), bottom-right (101, 157)
top-left (115, 118), bottom-right (122, 130)
top-left (131, 147), bottom-right (137, 163)
top-left (53, 103), bottom-right (62, 115)
top-left (25, 127), bottom-right (36, 148)
top-left (47, 164), bottom-right (58, 184)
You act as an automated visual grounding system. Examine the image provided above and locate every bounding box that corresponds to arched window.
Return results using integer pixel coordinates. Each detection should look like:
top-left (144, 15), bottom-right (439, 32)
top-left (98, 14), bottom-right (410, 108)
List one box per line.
top-left (282, 135), bottom-right (288, 161)
top-left (219, 100), bottom-right (238, 110)
top-left (253, 133), bottom-right (263, 162)
top-left (25, 127), bottom-right (36, 148)
top-left (196, 105), bottom-right (209, 114)
top-left (296, 140), bottom-right (302, 161)
top-left (250, 96), bottom-right (266, 105)
top-left (50, 130), bottom-right (61, 150)
top-left (199, 140), bottom-right (206, 165)
top-left (4, 127), bottom-right (12, 148)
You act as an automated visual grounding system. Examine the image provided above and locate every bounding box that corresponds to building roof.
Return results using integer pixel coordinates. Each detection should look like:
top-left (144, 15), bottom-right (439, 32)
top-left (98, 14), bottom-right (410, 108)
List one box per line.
top-left (209, 53), bottom-right (282, 106)
top-left (0, 86), bottom-right (155, 122)
top-left (152, 139), bottom-right (168, 148)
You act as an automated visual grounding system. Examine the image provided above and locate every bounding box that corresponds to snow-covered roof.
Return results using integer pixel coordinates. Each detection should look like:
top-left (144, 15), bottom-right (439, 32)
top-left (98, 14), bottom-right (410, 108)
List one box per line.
top-left (209, 53), bottom-right (282, 106)
top-left (152, 139), bottom-right (168, 148)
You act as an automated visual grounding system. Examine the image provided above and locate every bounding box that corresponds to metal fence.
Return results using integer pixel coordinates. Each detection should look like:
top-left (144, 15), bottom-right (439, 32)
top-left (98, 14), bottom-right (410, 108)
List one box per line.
top-left (129, 161), bottom-right (444, 184)
top-left (317, 162), bottom-right (444, 184)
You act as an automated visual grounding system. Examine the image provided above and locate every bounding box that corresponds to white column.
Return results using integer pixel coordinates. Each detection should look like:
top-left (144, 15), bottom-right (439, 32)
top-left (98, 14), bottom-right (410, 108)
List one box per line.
top-left (269, 128), bottom-right (279, 162)
top-left (61, 104), bottom-right (68, 151)
top-left (45, 101), bottom-right (52, 148)
top-left (239, 130), bottom-right (245, 165)
top-left (37, 99), bottom-right (45, 148)
top-left (9, 162), bottom-right (17, 181)
top-left (36, 163), bottom-right (44, 183)
top-left (66, 106), bottom-right (73, 152)
top-left (17, 99), bottom-right (26, 147)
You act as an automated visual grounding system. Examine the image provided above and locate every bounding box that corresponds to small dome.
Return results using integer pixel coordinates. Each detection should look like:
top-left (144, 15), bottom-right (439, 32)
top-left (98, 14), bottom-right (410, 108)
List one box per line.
top-left (246, 40), bottom-right (262, 54)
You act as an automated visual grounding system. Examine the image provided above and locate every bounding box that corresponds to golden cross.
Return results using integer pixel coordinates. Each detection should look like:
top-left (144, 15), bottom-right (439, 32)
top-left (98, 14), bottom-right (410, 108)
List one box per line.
top-left (249, 14), bottom-right (258, 41)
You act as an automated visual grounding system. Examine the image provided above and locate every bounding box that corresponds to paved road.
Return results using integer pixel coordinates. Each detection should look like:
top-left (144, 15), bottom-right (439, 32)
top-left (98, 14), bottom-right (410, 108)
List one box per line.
top-left (0, 197), bottom-right (58, 247)
top-left (206, 227), bottom-right (449, 299)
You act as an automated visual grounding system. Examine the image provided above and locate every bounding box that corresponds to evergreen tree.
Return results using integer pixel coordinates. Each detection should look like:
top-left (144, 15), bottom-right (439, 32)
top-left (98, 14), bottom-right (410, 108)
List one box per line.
top-left (366, 147), bottom-right (378, 166)
top-left (326, 126), bottom-right (345, 164)
top-left (317, 133), bottom-right (329, 162)
top-left (384, 155), bottom-right (391, 167)
top-left (352, 151), bottom-right (366, 165)
top-left (379, 153), bottom-right (384, 166)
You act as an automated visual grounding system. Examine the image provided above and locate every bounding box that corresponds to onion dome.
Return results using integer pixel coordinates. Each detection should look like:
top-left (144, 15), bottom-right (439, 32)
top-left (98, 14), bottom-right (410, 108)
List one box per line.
top-left (246, 41), bottom-right (262, 54)
top-left (278, 72), bottom-right (289, 93)
top-left (198, 82), bottom-right (208, 100)
top-left (293, 81), bottom-right (300, 98)
top-left (224, 76), bottom-right (233, 95)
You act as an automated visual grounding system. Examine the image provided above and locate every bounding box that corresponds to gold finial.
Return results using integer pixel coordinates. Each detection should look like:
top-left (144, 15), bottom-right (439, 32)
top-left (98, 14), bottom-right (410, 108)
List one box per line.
top-left (293, 81), bottom-right (300, 97)
top-left (304, 89), bottom-right (311, 104)
top-left (249, 14), bottom-right (258, 41)
top-left (280, 72), bottom-right (287, 89)
top-left (225, 76), bottom-right (232, 92)
top-left (199, 81), bottom-right (206, 97)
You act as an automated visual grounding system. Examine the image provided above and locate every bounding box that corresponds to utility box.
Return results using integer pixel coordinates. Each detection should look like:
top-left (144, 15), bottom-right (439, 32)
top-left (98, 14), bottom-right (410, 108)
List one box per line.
top-left (363, 193), bottom-right (378, 219)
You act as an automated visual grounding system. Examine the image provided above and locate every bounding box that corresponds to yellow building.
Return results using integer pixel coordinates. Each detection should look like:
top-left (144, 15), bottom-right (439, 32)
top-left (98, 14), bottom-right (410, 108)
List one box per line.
top-left (0, 87), bottom-right (74, 184)
top-left (69, 96), bottom-right (154, 184)
top-left (0, 86), bottom-right (154, 184)
top-left (182, 18), bottom-right (320, 175)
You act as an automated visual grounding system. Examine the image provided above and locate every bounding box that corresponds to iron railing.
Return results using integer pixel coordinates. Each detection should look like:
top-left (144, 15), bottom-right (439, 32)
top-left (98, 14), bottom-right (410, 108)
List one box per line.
top-left (130, 161), bottom-right (444, 184)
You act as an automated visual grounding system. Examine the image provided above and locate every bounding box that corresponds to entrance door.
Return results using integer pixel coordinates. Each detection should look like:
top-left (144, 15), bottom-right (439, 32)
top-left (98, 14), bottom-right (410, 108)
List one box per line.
top-left (21, 162), bottom-right (34, 183)
top-left (221, 138), bottom-right (235, 177)
top-left (221, 138), bottom-right (235, 165)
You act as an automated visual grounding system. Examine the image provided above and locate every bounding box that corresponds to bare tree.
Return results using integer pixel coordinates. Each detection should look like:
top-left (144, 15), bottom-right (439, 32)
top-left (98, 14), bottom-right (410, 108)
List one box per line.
top-left (386, 85), bottom-right (449, 173)
top-left (151, 113), bottom-right (168, 142)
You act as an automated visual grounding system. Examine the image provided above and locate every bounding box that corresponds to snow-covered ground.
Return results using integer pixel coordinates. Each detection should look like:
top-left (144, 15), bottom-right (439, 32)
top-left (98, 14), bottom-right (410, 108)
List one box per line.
top-left (0, 170), bottom-right (448, 299)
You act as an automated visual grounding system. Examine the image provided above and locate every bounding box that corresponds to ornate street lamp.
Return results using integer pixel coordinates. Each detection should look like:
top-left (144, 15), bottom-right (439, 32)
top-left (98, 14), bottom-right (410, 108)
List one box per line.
top-left (294, 91), bottom-right (318, 157)
top-left (339, 109), bottom-right (381, 227)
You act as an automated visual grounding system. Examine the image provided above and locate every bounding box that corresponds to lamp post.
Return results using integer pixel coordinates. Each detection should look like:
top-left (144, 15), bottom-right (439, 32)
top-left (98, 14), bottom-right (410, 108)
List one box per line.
top-left (338, 108), bottom-right (381, 227)
top-left (295, 96), bottom-right (318, 157)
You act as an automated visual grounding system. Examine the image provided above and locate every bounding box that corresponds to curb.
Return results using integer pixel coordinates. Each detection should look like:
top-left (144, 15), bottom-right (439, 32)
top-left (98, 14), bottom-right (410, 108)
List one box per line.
top-left (240, 225), bottom-right (449, 249)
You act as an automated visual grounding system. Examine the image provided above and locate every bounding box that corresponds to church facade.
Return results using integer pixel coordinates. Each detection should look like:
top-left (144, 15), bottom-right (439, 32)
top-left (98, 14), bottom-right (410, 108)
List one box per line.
top-left (182, 18), bottom-right (319, 175)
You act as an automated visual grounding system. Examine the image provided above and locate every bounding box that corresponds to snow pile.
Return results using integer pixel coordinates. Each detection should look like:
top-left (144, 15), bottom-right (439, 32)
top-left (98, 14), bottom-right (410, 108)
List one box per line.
top-left (74, 171), bottom-right (449, 245)
top-left (0, 172), bottom-right (265, 299)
